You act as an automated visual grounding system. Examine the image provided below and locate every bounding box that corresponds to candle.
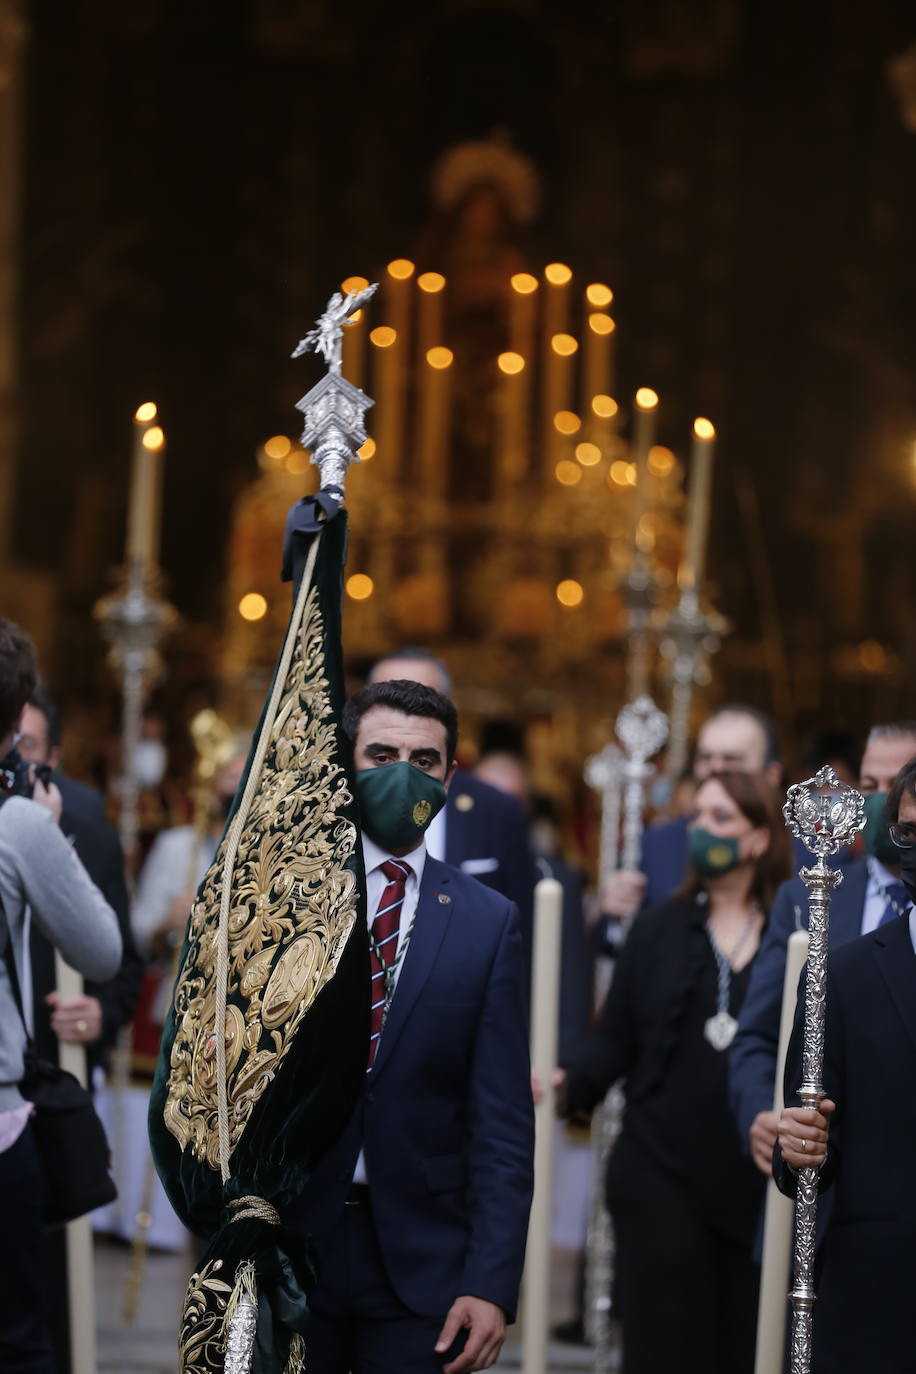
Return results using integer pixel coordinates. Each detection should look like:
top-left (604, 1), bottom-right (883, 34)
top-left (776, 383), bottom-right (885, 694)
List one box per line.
top-left (417, 272), bottom-right (446, 363)
top-left (582, 310), bottom-right (615, 435)
top-left (340, 274), bottom-right (371, 389)
top-left (522, 877), bottom-right (563, 1374)
top-left (509, 272), bottom-right (538, 358)
top-left (418, 347), bottom-right (453, 496)
top-left (681, 417), bottom-right (716, 592)
top-left (542, 264), bottom-right (573, 472)
top-left (631, 388), bottom-right (659, 534)
top-left (126, 403), bottom-right (162, 567)
top-left (370, 326), bottom-right (401, 475)
top-left (497, 352), bottom-right (528, 487)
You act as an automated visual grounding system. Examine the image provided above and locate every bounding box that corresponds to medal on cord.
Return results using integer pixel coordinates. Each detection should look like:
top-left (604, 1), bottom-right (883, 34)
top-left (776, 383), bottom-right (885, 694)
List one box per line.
top-left (704, 907), bottom-right (759, 1051)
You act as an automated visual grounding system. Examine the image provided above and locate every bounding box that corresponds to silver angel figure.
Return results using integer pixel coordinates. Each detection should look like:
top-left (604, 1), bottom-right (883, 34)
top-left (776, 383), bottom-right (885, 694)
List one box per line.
top-left (291, 284), bottom-right (378, 373)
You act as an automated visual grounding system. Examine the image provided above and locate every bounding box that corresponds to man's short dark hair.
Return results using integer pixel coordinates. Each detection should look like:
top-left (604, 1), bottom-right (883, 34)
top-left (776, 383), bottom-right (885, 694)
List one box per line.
top-left (342, 680), bottom-right (459, 765)
top-left (708, 703), bottom-right (781, 768)
top-left (886, 757), bottom-right (916, 824)
top-left (29, 688), bottom-right (62, 750)
top-left (0, 619), bottom-right (38, 740)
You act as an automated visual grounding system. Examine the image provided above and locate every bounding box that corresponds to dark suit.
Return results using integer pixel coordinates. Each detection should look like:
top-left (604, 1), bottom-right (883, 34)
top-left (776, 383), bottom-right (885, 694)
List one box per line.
top-left (728, 859), bottom-right (867, 1149)
top-left (774, 916), bottom-right (916, 1373)
top-left (443, 769), bottom-right (536, 954)
top-left (286, 856), bottom-right (534, 1368)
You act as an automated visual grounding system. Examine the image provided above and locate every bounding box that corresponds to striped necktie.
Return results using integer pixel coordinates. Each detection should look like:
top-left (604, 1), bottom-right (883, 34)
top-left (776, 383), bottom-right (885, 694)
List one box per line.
top-left (879, 880), bottom-right (910, 926)
top-left (368, 859), bottom-right (411, 1068)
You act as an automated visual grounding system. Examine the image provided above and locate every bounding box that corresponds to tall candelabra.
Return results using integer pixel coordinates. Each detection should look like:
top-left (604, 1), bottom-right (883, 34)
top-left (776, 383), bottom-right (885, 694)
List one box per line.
top-left (583, 696), bottom-right (668, 1373)
top-left (658, 584), bottom-right (728, 785)
top-left (782, 767), bottom-right (864, 1374)
top-left (94, 559), bottom-right (176, 875)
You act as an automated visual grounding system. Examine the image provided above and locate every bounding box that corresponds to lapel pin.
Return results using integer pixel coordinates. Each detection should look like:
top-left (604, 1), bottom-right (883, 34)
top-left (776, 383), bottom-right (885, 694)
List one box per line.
top-left (437, 892), bottom-right (452, 905)
top-left (454, 793), bottom-right (474, 812)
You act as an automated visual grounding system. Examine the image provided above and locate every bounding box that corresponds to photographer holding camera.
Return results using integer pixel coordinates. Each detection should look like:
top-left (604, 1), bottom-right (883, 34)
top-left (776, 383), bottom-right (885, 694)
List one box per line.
top-left (0, 619), bottom-right (121, 1372)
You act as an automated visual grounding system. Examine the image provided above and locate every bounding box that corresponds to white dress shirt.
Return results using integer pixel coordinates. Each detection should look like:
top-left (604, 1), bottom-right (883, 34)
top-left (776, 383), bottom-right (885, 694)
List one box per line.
top-left (425, 805), bottom-right (446, 862)
top-left (354, 833), bottom-right (427, 1185)
top-left (861, 857), bottom-right (912, 935)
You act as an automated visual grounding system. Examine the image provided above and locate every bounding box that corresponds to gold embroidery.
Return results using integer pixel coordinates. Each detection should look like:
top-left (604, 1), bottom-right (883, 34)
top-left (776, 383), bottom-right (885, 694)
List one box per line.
top-left (412, 800), bottom-right (432, 826)
top-left (178, 1259), bottom-right (233, 1373)
top-left (163, 583), bottom-right (359, 1167)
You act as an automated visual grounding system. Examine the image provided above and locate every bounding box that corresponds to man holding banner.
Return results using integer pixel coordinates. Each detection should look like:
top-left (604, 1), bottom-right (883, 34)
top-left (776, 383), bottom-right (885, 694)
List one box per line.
top-left (774, 757), bottom-right (916, 1371)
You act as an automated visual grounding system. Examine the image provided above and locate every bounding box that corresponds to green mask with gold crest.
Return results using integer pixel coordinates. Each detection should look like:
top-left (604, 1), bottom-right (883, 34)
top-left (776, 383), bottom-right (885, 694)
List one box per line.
top-left (355, 761), bottom-right (447, 853)
top-left (689, 827), bottom-right (742, 878)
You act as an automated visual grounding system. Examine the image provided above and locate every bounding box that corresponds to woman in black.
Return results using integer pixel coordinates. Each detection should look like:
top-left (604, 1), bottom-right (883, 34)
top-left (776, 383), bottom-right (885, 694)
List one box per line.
top-left (561, 770), bottom-right (790, 1374)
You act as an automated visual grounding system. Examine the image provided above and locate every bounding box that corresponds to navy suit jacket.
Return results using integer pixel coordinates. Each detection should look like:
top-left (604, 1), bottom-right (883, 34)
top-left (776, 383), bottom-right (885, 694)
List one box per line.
top-left (286, 857), bottom-right (535, 1320)
top-left (444, 769), bottom-right (536, 956)
top-left (728, 858), bottom-right (868, 1148)
top-left (773, 916), bottom-right (916, 1371)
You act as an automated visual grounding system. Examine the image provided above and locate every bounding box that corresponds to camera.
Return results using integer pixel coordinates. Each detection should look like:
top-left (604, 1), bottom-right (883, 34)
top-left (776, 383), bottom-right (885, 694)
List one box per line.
top-left (0, 747), bottom-right (52, 799)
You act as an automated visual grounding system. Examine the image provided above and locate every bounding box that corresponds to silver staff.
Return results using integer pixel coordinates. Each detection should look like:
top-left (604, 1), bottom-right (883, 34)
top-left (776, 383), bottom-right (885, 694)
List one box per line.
top-left (585, 743), bottom-right (624, 882)
top-left (584, 696), bottom-right (668, 1372)
top-left (782, 766), bottom-right (865, 1374)
top-left (658, 584), bottom-right (728, 785)
top-left (95, 560), bottom-right (176, 876)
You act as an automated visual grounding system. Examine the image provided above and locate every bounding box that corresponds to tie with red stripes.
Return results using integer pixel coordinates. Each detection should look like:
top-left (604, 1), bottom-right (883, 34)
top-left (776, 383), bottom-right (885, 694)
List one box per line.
top-left (368, 859), bottom-right (411, 1068)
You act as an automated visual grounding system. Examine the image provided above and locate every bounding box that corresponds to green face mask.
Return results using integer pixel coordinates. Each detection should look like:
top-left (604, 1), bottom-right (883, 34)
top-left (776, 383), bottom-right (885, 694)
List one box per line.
top-left (862, 791), bottom-right (899, 868)
top-left (355, 761), bottom-right (448, 854)
top-left (688, 827), bottom-right (742, 879)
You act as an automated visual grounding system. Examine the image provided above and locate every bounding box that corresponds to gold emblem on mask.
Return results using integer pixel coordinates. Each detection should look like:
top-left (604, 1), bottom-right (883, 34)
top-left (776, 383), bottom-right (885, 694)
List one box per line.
top-left (413, 800), bottom-right (432, 826)
top-left (709, 845), bottom-right (733, 868)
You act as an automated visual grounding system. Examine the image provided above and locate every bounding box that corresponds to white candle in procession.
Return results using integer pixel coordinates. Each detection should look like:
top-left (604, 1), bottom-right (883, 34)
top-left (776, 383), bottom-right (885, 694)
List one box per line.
top-left (631, 387), bottom-right (659, 533)
top-left (417, 271), bottom-right (446, 362)
top-left (542, 264), bottom-right (573, 473)
top-left (583, 312), bottom-right (615, 424)
top-left (753, 929), bottom-right (809, 1374)
top-left (497, 352), bottom-right (528, 487)
top-left (54, 951), bottom-right (98, 1374)
top-left (126, 402), bottom-right (157, 565)
top-left (340, 275), bottom-right (371, 390)
top-left (370, 326), bottom-right (401, 476)
top-left (681, 417), bottom-right (717, 592)
top-left (521, 877), bottom-right (563, 1374)
top-left (418, 348), bottom-right (453, 497)
top-left (143, 424), bottom-right (166, 569)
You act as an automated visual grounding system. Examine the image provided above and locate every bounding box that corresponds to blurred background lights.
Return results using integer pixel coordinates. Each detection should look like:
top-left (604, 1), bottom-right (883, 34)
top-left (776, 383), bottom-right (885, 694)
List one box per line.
top-left (264, 435), bottom-right (291, 460)
top-left (585, 283), bottom-right (613, 307)
top-left (554, 410), bottom-right (581, 435)
top-left (370, 326), bottom-right (397, 348)
top-left (545, 263), bottom-right (573, 286)
top-left (591, 395), bottom-right (618, 418)
top-left (555, 460), bottom-right (582, 486)
top-left (239, 593), bottom-right (267, 621)
top-left (386, 259), bottom-right (415, 280)
top-left (556, 579), bottom-right (584, 607)
top-left (418, 272), bottom-right (446, 293)
top-left (636, 387), bottom-right (659, 410)
top-left (575, 442), bottom-right (601, 466)
top-left (551, 333), bottom-right (578, 357)
top-left (346, 573), bottom-right (374, 601)
top-left (427, 346), bottom-right (454, 369)
top-left (134, 402), bottom-right (157, 423)
top-left (511, 272), bottom-right (539, 294)
top-left (498, 352), bottom-right (525, 375)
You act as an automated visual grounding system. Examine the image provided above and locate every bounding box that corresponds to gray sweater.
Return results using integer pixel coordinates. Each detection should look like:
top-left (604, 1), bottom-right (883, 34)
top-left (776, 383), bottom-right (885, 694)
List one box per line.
top-left (0, 796), bottom-right (122, 1111)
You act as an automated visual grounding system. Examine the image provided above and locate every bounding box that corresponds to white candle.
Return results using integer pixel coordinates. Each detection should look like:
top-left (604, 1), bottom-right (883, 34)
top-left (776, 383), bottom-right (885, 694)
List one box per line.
top-left (542, 264), bottom-right (573, 473)
top-left (497, 352), bottom-right (528, 487)
top-left (418, 348), bottom-right (453, 496)
top-left (54, 951), bottom-right (98, 1374)
top-left (417, 271), bottom-right (446, 361)
top-left (522, 877), bottom-right (563, 1374)
top-left (753, 930), bottom-right (809, 1374)
top-left (631, 388), bottom-right (659, 533)
top-left (126, 402), bottom-right (157, 565)
top-left (681, 417), bottom-right (716, 592)
top-left (370, 326), bottom-right (400, 475)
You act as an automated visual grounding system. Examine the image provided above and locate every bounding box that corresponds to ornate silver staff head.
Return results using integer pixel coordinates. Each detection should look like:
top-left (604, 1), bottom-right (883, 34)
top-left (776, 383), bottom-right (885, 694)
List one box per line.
top-left (292, 283), bottom-right (378, 494)
top-left (783, 764), bottom-right (865, 861)
top-left (615, 694), bottom-right (669, 766)
top-left (584, 743), bottom-right (623, 795)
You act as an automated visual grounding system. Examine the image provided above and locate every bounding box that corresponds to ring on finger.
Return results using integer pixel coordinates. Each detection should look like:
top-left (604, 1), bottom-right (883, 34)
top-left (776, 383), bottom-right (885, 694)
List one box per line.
top-left (799, 1138), bottom-right (808, 1152)
top-left (75, 1018), bottom-right (88, 1034)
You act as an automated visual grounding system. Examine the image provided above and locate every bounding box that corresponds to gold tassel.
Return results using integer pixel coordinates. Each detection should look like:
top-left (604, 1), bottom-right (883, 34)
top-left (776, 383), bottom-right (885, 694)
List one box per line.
top-left (284, 1333), bottom-right (306, 1374)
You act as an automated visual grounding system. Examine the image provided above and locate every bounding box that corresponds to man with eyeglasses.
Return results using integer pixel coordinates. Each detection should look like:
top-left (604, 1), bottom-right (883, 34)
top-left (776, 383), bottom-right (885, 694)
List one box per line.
top-left (772, 755), bottom-right (916, 1371)
top-left (729, 721), bottom-right (916, 1176)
